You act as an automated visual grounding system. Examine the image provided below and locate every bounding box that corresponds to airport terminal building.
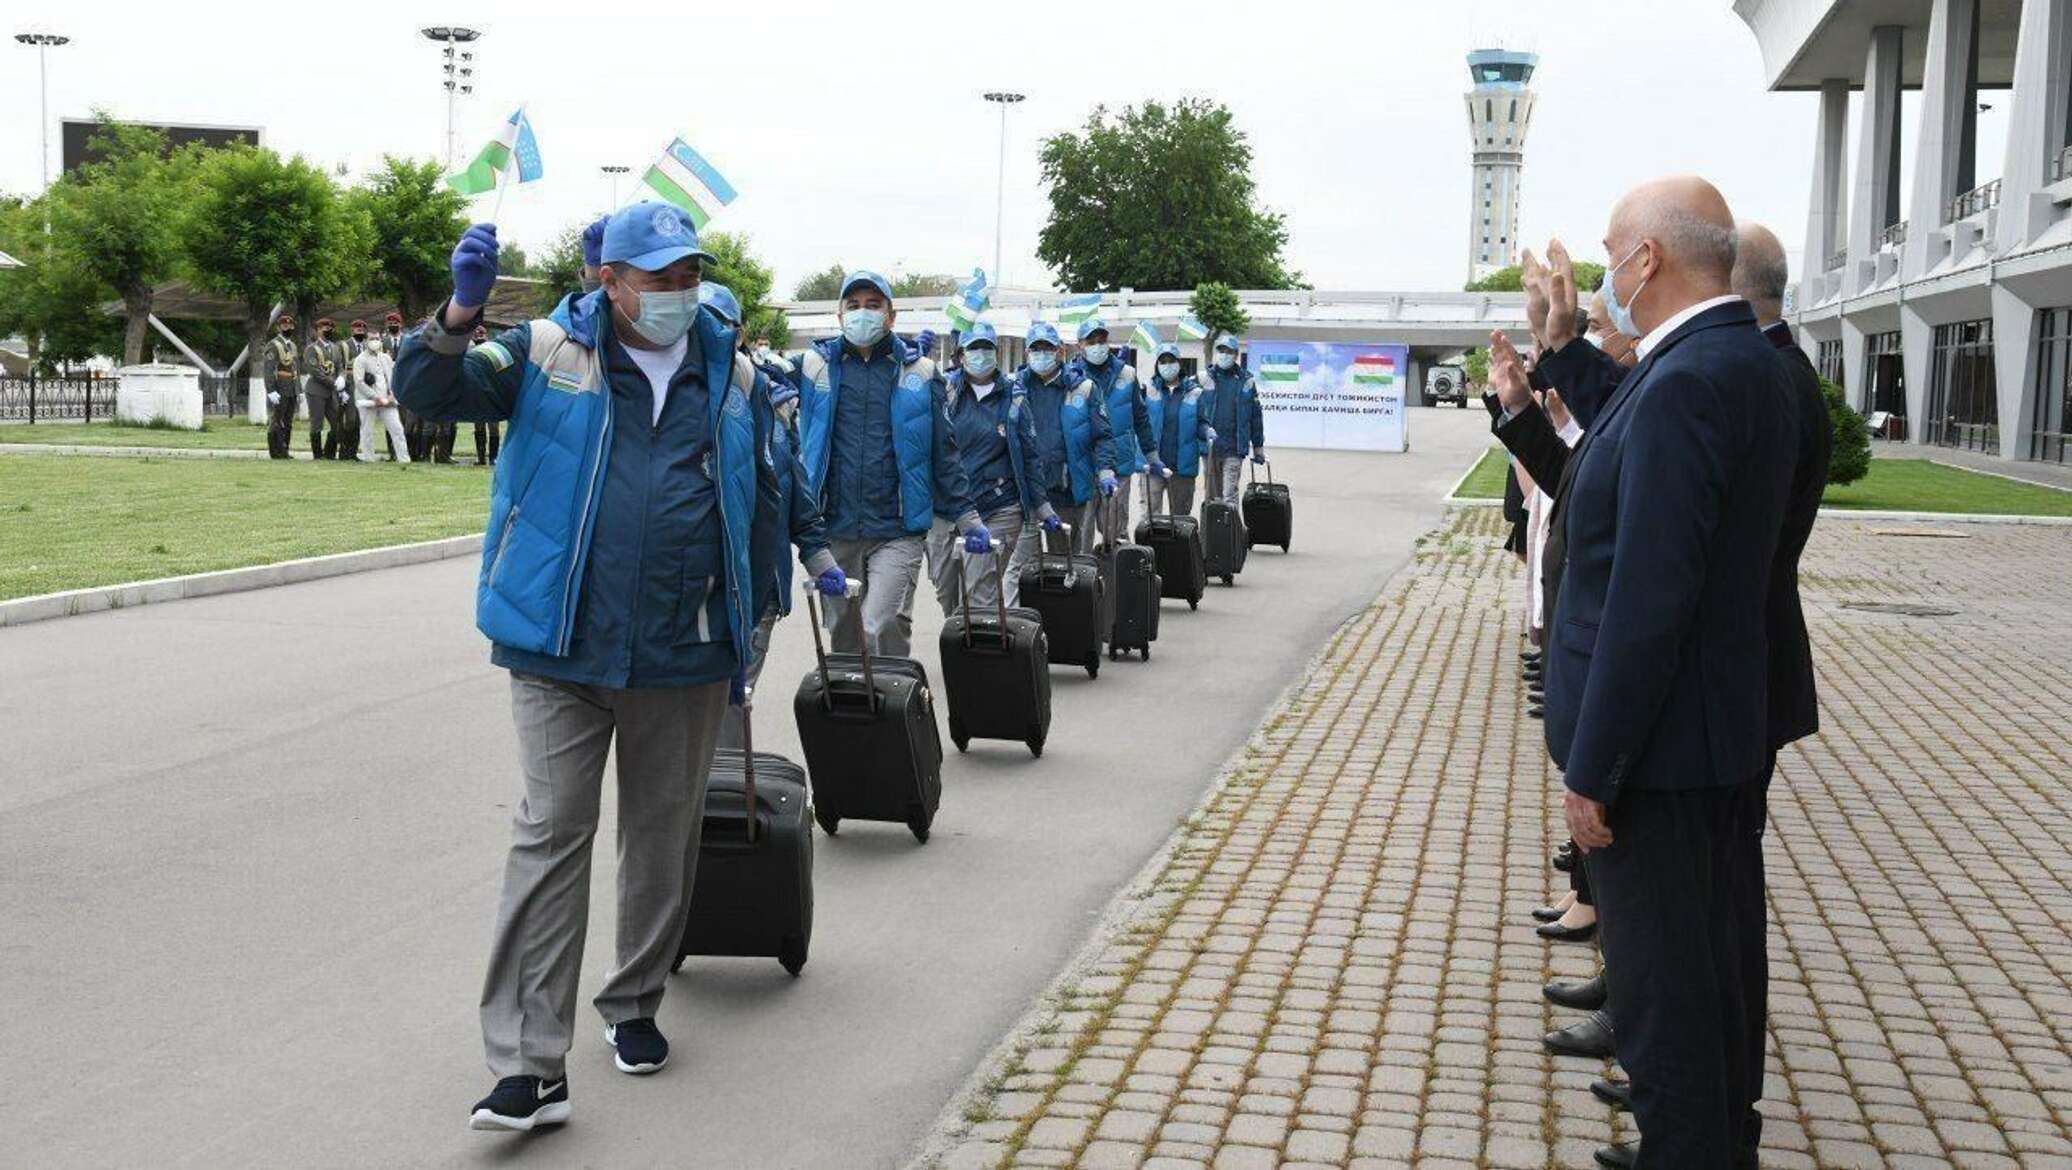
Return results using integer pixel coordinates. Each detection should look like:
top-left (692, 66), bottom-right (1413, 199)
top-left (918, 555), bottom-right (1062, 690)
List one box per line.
top-left (1739, 0), bottom-right (2072, 464)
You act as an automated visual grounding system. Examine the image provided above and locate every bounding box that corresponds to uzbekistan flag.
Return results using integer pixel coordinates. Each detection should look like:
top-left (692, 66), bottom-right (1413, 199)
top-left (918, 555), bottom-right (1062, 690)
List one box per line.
top-left (1055, 292), bottom-right (1102, 326)
top-left (446, 108), bottom-right (544, 196)
top-left (1257, 353), bottom-right (1300, 383)
top-left (1351, 354), bottom-right (1397, 386)
top-left (944, 268), bottom-right (990, 332)
top-left (641, 137), bottom-right (739, 229)
top-left (1176, 315), bottom-right (1209, 342)
top-left (1129, 320), bottom-right (1160, 353)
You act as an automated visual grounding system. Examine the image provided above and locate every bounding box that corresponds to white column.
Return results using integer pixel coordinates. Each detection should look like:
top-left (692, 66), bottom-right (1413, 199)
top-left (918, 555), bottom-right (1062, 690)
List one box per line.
top-left (1991, 284), bottom-right (2044, 461)
top-left (1841, 316), bottom-right (1871, 413)
top-left (1901, 306), bottom-right (1936, 446)
top-left (1905, 0), bottom-right (1980, 279)
top-left (1805, 80), bottom-right (1852, 302)
top-left (1995, 0), bottom-right (2072, 251)
top-left (1848, 26), bottom-right (1906, 294)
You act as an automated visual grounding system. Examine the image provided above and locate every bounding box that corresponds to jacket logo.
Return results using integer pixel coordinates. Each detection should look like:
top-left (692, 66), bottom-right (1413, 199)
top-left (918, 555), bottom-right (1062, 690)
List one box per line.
top-left (546, 369), bottom-right (585, 392)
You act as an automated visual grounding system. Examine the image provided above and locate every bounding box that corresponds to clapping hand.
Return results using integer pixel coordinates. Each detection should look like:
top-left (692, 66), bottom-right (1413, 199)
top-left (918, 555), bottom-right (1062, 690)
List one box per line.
top-left (1542, 239), bottom-right (1580, 351)
top-left (1487, 330), bottom-right (1533, 416)
top-left (1521, 249), bottom-right (1552, 349)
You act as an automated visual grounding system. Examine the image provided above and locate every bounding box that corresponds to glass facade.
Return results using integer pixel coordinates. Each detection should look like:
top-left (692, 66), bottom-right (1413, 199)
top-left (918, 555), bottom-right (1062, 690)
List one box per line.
top-left (1924, 319), bottom-right (1998, 454)
top-left (1815, 339), bottom-right (1843, 392)
top-left (1865, 331), bottom-right (1907, 440)
top-left (2033, 308), bottom-right (2072, 463)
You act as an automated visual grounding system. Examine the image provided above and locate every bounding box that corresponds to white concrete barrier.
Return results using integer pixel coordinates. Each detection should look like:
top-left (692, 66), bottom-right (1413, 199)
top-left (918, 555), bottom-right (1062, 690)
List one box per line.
top-left (115, 364), bottom-right (204, 430)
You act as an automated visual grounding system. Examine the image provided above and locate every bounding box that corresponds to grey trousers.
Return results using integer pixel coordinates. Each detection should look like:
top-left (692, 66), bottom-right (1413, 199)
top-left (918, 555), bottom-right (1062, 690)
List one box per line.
top-left (825, 535), bottom-right (927, 657)
top-left (1147, 472), bottom-right (1197, 516)
top-left (713, 615), bottom-right (775, 752)
top-left (1025, 500), bottom-right (1098, 560)
top-left (1094, 475), bottom-right (1136, 548)
top-left (1204, 456), bottom-right (1245, 506)
top-left (927, 506), bottom-right (1027, 617)
top-left (480, 671), bottom-right (729, 1079)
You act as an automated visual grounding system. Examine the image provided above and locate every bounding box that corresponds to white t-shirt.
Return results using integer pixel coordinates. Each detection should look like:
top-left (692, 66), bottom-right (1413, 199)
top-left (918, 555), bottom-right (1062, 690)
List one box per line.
top-left (624, 335), bottom-right (689, 426)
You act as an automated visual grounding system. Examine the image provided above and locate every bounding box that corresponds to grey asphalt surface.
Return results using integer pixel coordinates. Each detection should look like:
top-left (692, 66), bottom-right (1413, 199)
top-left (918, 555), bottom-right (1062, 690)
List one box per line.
top-left (1, 408), bottom-right (1492, 1169)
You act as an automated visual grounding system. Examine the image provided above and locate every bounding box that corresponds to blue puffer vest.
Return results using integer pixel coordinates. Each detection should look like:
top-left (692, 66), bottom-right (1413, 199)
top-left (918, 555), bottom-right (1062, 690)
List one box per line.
top-left (1070, 355), bottom-right (1147, 474)
top-left (797, 337), bottom-right (938, 533)
top-left (475, 291), bottom-right (760, 683)
top-left (1019, 366), bottom-right (1101, 506)
top-left (1146, 374), bottom-right (1208, 476)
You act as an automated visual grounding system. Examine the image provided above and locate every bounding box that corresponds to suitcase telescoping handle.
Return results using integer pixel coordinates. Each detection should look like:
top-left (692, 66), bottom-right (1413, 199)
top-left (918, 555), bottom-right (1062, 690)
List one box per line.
top-left (739, 685), bottom-right (759, 845)
top-left (954, 539), bottom-right (1014, 649)
top-left (802, 576), bottom-right (872, 713)
top-left (1248, 457), bottom-right (1274, 486)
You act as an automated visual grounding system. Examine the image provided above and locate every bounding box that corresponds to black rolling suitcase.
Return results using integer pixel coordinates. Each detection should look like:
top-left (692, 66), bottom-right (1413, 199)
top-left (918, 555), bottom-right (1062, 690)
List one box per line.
top-left (1135, 487), bottom-right (1206, 611)
top-left (1203, 492), bottom-right (1249, 586)
top-left (793, 582), bottom-right (944, 842)
top-left (1018, 520), bottom-right (1107, 678)
top-left (675, 699), bottom-right (813, 976)
top-left (939, 549), bottom-right (1051, 756)
top-left (1242, 459), bottom-right (1293, 552)
top-left (1101, 489), bottom-right (1160, 660)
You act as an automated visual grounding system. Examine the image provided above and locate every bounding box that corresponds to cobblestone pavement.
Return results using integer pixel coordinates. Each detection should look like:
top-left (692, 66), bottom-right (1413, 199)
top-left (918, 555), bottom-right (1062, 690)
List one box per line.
top-left (915, 508), bottom-right (2072, 1170)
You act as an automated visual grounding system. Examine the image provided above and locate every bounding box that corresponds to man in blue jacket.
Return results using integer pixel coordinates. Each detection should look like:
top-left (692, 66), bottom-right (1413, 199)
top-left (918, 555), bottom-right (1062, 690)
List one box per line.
top-left (1017, 321), bottom-right (1116, 555)
top-left (1143, 342), bottom-right (1216, 514)
top-left (1067, 317), bottom-right (1163, 544)
top-left (394, 204), bottom-right (843, 1135)
top-left (925, 321), bottom-right (1055, 613)
top-left (1200, 332), bottom-right (1267, 505)
top-left (795, 271), bottom-right (989, 656)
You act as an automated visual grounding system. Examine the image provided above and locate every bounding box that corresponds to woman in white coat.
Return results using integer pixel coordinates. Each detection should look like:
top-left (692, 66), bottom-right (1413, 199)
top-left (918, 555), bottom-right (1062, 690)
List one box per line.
top-left (353, 336), bottom-right (410, 463)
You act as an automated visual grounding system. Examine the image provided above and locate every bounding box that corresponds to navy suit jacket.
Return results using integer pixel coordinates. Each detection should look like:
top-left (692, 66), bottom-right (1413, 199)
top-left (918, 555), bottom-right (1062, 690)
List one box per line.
top-left (1542, 301), bottom-right (1799, 803)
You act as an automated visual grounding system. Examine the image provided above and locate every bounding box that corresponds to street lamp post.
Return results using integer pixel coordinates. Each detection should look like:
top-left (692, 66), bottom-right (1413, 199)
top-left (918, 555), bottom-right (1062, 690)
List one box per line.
top-left (600, 164), bottom-right (631, 209)
top-left (419, 26), bottom-right (482, 168)
top-left (14, 32), bottom-right (71, 195)
top-left (983, 91), bottom-right (1025, 288)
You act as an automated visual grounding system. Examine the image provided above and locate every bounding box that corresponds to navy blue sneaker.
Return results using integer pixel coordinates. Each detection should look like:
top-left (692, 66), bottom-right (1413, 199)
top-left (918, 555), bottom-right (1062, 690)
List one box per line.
top-left (604, 1017), bottom-right (669, 1074)
top-left (469, 1074), bottom-right (570, 1131)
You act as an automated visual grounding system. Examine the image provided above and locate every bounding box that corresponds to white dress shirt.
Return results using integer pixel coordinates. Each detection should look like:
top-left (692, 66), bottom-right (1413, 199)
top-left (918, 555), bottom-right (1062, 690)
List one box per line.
top-left (1634, 294), bottom-right (1743, 359)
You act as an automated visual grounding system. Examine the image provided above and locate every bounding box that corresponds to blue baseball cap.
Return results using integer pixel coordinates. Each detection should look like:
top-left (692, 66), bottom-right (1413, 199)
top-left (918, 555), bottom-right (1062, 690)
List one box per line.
top-left (700, 282), bottom-right (743, 326)
top-left (840, 270), bottom-right (894, 302)
top-left (962, 321), bottom-right (998, 349)
top-left (1213, 332), bottom-right (1242, 352)
top-left (1155, 342), bottom-right (1181, 359)
top-left (1076, 316), bottom-right (1108, 343)
top-left (1026, 321), bottom-right (1061, 348)
top-left (601, 202), bottom-right (714, 272)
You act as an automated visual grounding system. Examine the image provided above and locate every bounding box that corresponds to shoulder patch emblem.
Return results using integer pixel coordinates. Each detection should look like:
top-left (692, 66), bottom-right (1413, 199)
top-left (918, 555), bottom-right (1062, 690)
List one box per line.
top-left (546, 368), bottom-right (585, 392)
top-left (476, 341), bottom-right (514, 372)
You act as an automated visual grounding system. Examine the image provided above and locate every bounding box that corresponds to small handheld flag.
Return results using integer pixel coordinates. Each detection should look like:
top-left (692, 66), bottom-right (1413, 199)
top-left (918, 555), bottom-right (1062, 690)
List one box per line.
top-left (944, 268), bottom-right (990, 332)
top-left (1176, 316), bottom-right (1209, 342)
top-left (447, 108), bottom-right (544, 198)
top-left (640, 137), bottom-right (739, 228)
top-left (1129, 321), bottom-right (1159, 353)
top-left (1055, 292), bottom-right (1102, 327)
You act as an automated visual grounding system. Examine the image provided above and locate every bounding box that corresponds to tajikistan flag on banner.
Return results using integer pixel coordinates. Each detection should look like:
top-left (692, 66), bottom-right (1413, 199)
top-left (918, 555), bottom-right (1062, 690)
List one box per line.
top-left (1176, 315), bottom-right (1209, 342)
top-left (447, 108), bottom-right (545, 196)
top-left (1351, 353), bottom-right (1397, 386)
top-left (944, 268), bottom-right (990, 332)
top-left (641, 137), bottom-right (739, 229)
top-left (1055, 292), bottom-right (1102, 326)
top-left (1130, 320), bottom-right (1160, 353)
top-left (1257, 353), bottom-right (1300, 384)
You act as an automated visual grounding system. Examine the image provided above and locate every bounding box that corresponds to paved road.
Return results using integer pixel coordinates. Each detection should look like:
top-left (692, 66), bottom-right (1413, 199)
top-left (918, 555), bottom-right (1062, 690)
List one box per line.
top-left (1, 409), bottom-right (1490, 1169)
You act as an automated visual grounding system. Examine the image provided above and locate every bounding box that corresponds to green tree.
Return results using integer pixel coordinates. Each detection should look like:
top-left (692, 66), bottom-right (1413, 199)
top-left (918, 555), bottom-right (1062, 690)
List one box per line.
top-left (1461, 347), bottom-right (1488, 389)
top-left (1038, 98), bottom-right (1299, 292)
top-left (1464, 260), bottom-right (1605, 294)
top-left (45, 116), bottom-right (197, 365)
top-left (348, 156), bottom-right (466, 320)
top-left (890, 273), bottom-right (960, 298)
top-left (793, 262), bottom-right (845, 301)
top-left (184, 146), bottom-right (371, 385)
top-left (1188, 281), bottom-right (1250, 345)
top-left (532, 222), bottom-right (587, 313)
top-left (0, 197), bottom-right (121, 373)
top-left (1822, 376), bottom-right (1872, 486)
top-left (702, 231), bottom-right (789, 347)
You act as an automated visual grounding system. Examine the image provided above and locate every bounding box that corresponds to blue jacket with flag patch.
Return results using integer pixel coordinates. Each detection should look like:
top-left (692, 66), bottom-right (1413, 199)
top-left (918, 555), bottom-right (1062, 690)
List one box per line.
top-left (944, 370), bottom-right (1045, 520)
top-left (1146, 373), bottom-right (1214, 477)
top-left (797, 336), bottom-right (978, 539)
top-left (1068, 354), bottom-right (1157, 475)
top-left (1201, 364), bottom-right (1266, 458)
top-left (1017, 364), bottom-right (1114, 509)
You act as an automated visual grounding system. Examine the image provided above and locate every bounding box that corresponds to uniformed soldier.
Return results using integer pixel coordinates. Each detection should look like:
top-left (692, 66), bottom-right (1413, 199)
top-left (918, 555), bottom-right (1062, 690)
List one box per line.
top-left (468, 325), bottom-right (499, 465)
top-left (261, 314), bottom-right (301, 460)
top-left (337, 319), bottom-right (370, 460)
top-left (302, 318), bottom-right (351, 460)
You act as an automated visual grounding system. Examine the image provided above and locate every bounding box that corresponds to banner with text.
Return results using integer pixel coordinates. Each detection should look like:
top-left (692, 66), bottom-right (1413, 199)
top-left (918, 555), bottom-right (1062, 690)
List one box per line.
top-left (1247, 341), bottom-right (1409, 453)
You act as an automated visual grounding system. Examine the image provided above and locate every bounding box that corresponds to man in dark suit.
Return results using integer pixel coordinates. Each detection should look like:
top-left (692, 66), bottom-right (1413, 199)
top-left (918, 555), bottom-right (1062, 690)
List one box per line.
top-left (1514, 177), bottom-right (1799, 1168)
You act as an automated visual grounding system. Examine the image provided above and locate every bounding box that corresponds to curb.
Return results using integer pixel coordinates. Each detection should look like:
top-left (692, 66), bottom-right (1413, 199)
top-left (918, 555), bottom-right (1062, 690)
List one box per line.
top-left (1440, 446), bottom-right (1499, 504)
top-left (0, 442), bottom-right (281, 460)
top-left (0, 533), bottom-right (484, 629)
top-left (1442, 495), bottom-right (2072, 525)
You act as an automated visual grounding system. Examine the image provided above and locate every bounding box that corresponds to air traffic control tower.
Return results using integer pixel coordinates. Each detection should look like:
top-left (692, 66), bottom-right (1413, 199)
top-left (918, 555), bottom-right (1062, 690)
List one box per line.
top-left (1464, 48), bottom-right (1538, 283)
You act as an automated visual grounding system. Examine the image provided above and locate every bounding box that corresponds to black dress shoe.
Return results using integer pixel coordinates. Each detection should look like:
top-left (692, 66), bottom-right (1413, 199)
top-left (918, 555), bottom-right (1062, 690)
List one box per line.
top-left (1520, 650), bottom-right (1542, 663)
top-left (1544, 1009), bottom-right (1615, 1058)
top-left (1542, 971), bottom-right (1607, 1010)
top-left (1528, 705), bottom-right (1544, 719)
top-left (1537, 918), bottom-right (1597, 942)
top-left (1551, 845), bottom-right (1576, 873)
top-left (1531, 904), bottom-right (1567, 922)
top-left (1594, 1140), bottom-right (1638, 1169)
top-left (1591, 1077), bottom-right (1632, 1111)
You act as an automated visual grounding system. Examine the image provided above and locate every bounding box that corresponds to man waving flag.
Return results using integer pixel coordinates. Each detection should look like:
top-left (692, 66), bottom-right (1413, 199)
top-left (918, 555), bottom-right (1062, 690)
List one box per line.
top-left (446, 108), bottom-right (544, 197)
top-left (944, 268), bottom-right (990, 332)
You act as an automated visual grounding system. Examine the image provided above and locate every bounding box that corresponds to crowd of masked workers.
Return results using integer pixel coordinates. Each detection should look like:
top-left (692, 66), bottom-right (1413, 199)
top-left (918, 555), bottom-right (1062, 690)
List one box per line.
top-left (1482, 178), bottom-right (1832, 1170)
top-left (257, 310), bottom-right (505, 465)
top-left (388, 201), bottom-right (1270, 1136)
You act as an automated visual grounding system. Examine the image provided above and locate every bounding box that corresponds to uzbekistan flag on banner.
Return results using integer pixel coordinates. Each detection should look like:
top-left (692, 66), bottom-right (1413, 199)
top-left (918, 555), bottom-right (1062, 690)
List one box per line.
top-left (1055, 292), bottom-right (1102, 326)
top-left (1176, 315), bottom-right (1209, 342)
top-left (1351, 354), bottom-right (1397, 386)
top-left (1257, 353), bottom-right (1300, 383)
top-left (944, 268), bottom-right (990, 332)
top-left (446, 108), bottom-right (544, 196)
top-left (1130, 320), bottom-right (1160, 353)
top-left (641, 137), bottom-right (739, 229)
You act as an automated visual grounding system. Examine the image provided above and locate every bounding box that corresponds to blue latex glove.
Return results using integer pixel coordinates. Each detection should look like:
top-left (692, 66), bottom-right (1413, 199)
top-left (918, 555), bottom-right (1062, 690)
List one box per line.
top-left (1041, 513), bottom-right (1064, 534)
top-left (1147, 459), bottom-right (1170, 480)
top-left (1251, 448), bottom-right (1267, 465)
top-left (1098, 471), bottom-right (1118, 498)
top-left (1203, 427), bottom-right (1218, 446)
top-left (962, 524), bottom-right (995, 555)
top-left (915, 328), bottom-right (938, 356)
top-left (581, 215), bottom-right (608, 270)
top-left (815, 565), bottom-right (848, 597)
top-left (450, 224), bottom-right (499, 309)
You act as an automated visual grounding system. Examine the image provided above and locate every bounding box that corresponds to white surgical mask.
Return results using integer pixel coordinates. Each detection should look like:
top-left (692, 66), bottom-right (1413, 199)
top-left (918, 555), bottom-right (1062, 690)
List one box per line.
top-left (1157, 360), bottom-right (1181, 382)
top-left (1213, 352), bottom-right (1236, 371)
top-left (1027, 349), bottom-right (1059, 377)
top-left (842, 308), bottom-right (889, 349)
top-left (621, 285), bottom-right (699, 346)
top-left (1081, 343), bottom-right (1110, 365)
top-left (963, 348), bottom-right (997, 378)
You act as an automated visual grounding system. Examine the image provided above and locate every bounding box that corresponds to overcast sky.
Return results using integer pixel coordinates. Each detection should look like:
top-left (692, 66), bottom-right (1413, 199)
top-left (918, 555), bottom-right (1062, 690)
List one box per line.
top-left (1, 0), bottom-right (2009, 297)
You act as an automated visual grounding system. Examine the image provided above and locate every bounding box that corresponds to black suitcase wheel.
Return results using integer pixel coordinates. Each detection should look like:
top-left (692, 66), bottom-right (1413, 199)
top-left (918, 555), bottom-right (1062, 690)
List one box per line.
top-left (906, 806), bottom-right (931, 844)
top-left (670, 956), bottom-right (685, 975)
top-left (1188, 598), bottom-right (1199, 611)
top-left (1085, 655), bottom-right (1100, 679)
top-left (1221, 574), bottom-right (1234, 586)
top-left (1281, 542), bottom-right (1290, 553)
top-left (1026, 731), bottom-right (1044, 758)
top-left (814, 806), bottom-right (840, 836)
top-left (778, 937), bottom-right (807, 977)
top-left (950, 716), bottom-right (969, 753)
top-left (1142, 642), bottom-right (1151, 661)
top-left (1108, 648), bottom-right (1118, 661)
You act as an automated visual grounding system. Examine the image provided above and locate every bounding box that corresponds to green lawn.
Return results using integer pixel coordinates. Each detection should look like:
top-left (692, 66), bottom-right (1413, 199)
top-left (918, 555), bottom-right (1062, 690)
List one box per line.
top-left (0, 455), bottom-right (490, 601)
top-left (0, 418), bottom-right (271, 450)
top-left (1451, 447), bottom-right (2072, 517)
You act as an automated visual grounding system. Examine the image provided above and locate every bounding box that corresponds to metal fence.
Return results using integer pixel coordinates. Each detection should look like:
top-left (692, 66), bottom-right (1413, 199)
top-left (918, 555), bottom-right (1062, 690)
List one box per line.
top-left (0, 377), bottom-right (118, 423)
